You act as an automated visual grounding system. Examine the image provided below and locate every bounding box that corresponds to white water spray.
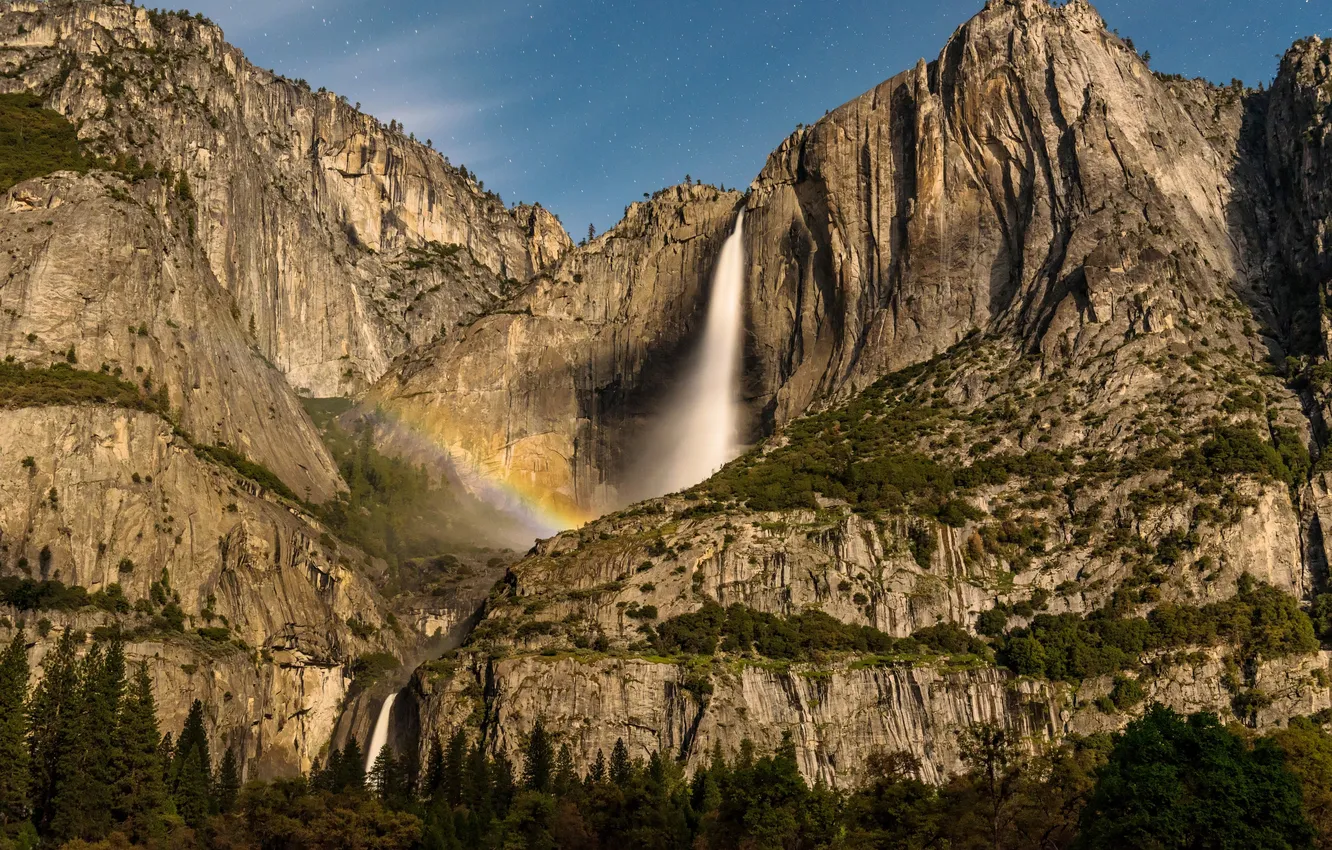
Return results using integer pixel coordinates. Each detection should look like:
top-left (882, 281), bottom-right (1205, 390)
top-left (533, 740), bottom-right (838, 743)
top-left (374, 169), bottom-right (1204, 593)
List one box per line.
top-left (364, 692), bottom-right (398, 772)
top-left (639, 210), bottom-right (747, 497)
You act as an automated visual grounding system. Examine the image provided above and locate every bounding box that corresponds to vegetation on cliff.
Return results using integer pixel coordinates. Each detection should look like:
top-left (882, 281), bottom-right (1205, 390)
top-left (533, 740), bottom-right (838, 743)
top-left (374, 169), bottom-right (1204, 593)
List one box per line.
top-left (0, 93), bottom-right (89, 191)
top-left (2, 628), bottom-right (1324, 850)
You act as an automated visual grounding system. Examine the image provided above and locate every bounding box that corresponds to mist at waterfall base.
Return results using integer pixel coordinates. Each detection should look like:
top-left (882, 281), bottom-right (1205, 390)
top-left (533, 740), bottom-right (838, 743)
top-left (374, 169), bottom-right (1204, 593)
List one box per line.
top-left (627, 210), bottom-right (748, 502)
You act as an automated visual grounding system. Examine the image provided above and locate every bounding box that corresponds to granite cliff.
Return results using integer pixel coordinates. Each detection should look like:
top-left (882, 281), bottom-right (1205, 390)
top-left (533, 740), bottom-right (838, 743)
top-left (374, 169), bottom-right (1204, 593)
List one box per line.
top-left (4, 0), bottom-right (1332, 794)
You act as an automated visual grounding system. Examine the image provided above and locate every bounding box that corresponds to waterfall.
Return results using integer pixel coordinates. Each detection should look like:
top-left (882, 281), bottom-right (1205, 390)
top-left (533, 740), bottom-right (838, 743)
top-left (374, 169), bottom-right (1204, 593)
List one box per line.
top-left (638, 210), bottom-right (747, 497)
top-left (364, 691), bottom-right (398, 771)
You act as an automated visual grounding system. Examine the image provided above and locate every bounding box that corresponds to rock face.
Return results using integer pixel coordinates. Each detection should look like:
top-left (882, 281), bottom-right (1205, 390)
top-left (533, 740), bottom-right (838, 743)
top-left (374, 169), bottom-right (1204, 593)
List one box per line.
top-left (0, 404), bottom-right (408, 777)
top-left (369, 184), bottom-right (743, 519)
top-left (0, 172), bottom-right (340, 501)
top-left (0, 0), bottom-right (569, 399)
top-left (3, 0), bottom-right (1332, 794)
top-left (410, 648), bottom-right (1332, 788)
top-left (0, 0), bottom-right (571, 777)
top-left (396, 1), bottom-right (1332, 786)
top-left (368, 0), bottom-right (1281, 517)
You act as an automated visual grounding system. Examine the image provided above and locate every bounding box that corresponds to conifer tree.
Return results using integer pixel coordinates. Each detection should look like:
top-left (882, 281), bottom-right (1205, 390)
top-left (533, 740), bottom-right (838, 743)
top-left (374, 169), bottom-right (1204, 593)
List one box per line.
top-left (443, 728), bottom-right (466, 807)
top-left (370, 745), bottom-right (397, 799)
top-left (174, 746), bottom-right (211, 827)
top-left (51, 640), bottom-right (124, 842)
top-left (27, 627), bottom-right (79, 832)
top-left (0, 629), bottom-right (30, 826)
top-left (553, 744), bottom-right (577, 798)
top-left (587, 749), bottom-right (606, 786)
top-left (339, 736), bottom-right (366, 792)
top-left (158, 731), bottom-right (174, 787)
top-left (464, 742), bottom-right (491, 818)
top-left (113, 663), bottom-right (167, 844)
top-left (173, 699), bottom-right (212, 788)
top-left (423, 735), bottom-right (445, 800)
top-left (610, 738), bottom-right (633, 786)
top-left (215, 747), bottom-right (241, 814)
top-left (492, 754), bottom-right (516, 816)
top-left (522, 720), bottom-right (553, 793)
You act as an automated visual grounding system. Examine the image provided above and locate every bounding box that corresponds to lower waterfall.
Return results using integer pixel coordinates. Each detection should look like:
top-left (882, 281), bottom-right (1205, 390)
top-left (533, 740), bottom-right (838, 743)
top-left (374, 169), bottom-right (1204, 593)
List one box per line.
top-left (364, 691), bottom-right (398, 771)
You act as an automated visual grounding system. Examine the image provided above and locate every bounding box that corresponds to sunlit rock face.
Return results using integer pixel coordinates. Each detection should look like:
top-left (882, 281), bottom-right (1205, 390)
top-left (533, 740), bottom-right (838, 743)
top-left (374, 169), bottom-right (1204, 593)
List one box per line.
top-left (367, 184), bottom-right (744, 522)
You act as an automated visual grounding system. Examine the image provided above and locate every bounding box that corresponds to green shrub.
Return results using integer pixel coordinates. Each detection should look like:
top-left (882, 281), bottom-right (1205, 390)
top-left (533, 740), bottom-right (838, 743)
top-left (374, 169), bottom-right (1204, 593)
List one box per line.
top-left (194, 443), bottom-right (298, 501)
top-left (0, 361), bottom-right (169, 414)
top-left (652, 602), bottom-right (986, 662)
top-left (996, 575), bottom-right (1316, 682)
top-left (351, 652), bottom-right (400, 683)
top-left (0, 92), bottom-right (90, 190)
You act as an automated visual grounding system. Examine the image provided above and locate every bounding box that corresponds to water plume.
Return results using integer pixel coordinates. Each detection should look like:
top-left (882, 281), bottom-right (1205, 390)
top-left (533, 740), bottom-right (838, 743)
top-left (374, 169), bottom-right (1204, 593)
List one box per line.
top-left (633, 209), bottom-right (747, 498)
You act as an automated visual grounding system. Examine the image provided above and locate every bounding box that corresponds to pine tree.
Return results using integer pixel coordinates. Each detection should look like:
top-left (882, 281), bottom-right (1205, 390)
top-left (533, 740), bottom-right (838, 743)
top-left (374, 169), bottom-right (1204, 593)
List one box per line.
top-left (610, 738), bottom-right (633, 786)
top-left (370, 745), bottom-right (397, 799)
top-left (51, 640), bottom-right (124, 842)
top-left (0, 629), bottom-right (30, 826)
top-left (28, 627), bottom-right (79, 831)
top-left (339, 736), bottom-right (366, 792)
top-left (158, 732), bottom-right (174, 788)
top-left (553, 744), bottom-right (577, 798)
top-left (113, 663), bottom-right (167, 844)
top-left (174, 746), bottom-right (211, 827)
top-left (587, 749), bottom-right (606, 786)
top-left (215, 747), bottom-right (241, 814)
top-left (423, 735), bottom-right (445, 800)
top-left (492, 754), bottom-right (516, 816)
top-left (522, 720), bottom-right (553, 793)
top-left (464, 742), bottom-right (491, 818)
top-left (173, 699), bottom-right (212, 789)
top-left (443, 728), bottom-right (466, 807)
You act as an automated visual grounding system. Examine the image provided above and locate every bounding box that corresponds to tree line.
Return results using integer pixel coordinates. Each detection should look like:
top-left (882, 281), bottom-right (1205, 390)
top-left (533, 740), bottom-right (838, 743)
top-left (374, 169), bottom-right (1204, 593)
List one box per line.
top-left (4, 626), bottom-right (1332, 848)
top-left (0, 628), bottom-right (239, 849)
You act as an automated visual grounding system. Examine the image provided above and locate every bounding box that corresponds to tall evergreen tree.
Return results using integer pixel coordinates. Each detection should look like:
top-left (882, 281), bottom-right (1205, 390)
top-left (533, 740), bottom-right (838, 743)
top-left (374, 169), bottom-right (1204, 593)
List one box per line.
top-left (522, 720), bottom-right (554, 793)
top-left (610, 738), bottom-right (633, 786)
top-left (339, 736), bottom-right (366, 792)
top-left (587, 749), bottom-right (606, 786)
top-left (464, 742), bottom-right (492, 820)
top-left (443, 728), bottom-right (466, 807)
top-left (113, 663), bottom-right (167, 844)
top-left (51, 641), bottom-right (125, 842)
top-left (0, 629), bottom-right (30, 827)
top-left (27, 627), bottom-right (79, 832)
top-left (370, 745), bottom-right (397, 799)
top-left (553, 744), bottom-right (578, 798)
top-left (173, 699), bottom-right (211, 788)
top-left (174, 746), bottom-right (212, 827)
top-left (493, 755), bottom-right (516, 816)
top-left (215, 747), bottom-right (241, 814)
top-left (423, 735), bottom-right (445, 800)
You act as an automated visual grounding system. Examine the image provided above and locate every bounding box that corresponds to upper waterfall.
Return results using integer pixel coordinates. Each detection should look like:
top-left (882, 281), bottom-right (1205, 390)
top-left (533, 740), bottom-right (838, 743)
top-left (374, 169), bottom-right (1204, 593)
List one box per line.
top-left (638, 209), bottom-right (747, 497)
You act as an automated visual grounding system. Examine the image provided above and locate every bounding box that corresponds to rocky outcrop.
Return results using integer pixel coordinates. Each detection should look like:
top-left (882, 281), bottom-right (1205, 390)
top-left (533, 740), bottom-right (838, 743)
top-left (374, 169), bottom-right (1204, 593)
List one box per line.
top-left (0, 172), bottom-right (340, 501)
top-left (407, 647), bottom-right (1332, 787)
top-left (0, 0), bottom-right (570, 397)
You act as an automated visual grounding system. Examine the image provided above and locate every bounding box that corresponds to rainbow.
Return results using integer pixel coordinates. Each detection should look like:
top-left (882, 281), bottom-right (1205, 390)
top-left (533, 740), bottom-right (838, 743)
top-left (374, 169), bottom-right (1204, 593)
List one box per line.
top-left (367, 404), bottom-right (598, 538)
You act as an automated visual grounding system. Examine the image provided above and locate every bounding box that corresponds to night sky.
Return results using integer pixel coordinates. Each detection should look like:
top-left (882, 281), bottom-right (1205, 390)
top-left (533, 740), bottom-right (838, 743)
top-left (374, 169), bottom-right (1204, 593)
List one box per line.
top-left (183, 0), bottom-right (1329, 234)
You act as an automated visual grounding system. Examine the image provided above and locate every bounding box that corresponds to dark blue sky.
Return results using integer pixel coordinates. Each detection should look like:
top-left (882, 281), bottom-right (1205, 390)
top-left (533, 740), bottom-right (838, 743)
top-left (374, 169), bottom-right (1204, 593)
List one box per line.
top-left (186, 0), bottom-right (1328, 234)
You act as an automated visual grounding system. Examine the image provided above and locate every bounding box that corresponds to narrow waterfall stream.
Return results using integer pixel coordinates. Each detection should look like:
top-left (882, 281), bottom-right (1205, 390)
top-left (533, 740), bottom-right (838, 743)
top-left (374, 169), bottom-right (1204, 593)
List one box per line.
top-left (364, 691), bottom-right (398, 772)
top-left (641, 209), bottom-right (747, 496)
